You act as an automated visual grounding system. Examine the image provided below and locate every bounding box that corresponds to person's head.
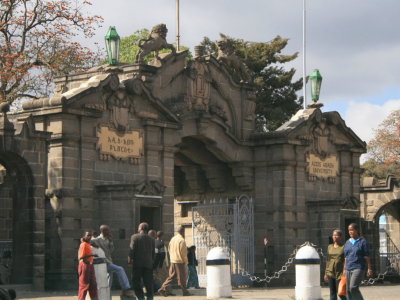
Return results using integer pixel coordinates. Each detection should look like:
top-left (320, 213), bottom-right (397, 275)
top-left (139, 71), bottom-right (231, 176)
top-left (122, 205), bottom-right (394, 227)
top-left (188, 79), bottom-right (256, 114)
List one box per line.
top-left (148, 229), bottom-right (157, 239)
top-left (100, 224), bottom-right (110, 236)
top-left (138, 222), bottom-right (149, 233)
top-left (176, 225), bottom-right (185, 237)
top-left (189, 245), bottom-right (196, 252)
top-left (348, 223), bottom-right (360, 239)
top-left (157, 231), bottom-right (164, 240)
top-left (332, 229), bottom-right (343, 244)
top-left (82, 231), bottom-right (93, 243)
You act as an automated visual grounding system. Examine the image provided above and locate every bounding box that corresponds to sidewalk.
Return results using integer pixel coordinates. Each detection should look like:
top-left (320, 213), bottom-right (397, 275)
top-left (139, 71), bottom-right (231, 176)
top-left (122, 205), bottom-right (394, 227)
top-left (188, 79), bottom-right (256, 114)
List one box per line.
top-left (6, 283), bottom-right (400, 300)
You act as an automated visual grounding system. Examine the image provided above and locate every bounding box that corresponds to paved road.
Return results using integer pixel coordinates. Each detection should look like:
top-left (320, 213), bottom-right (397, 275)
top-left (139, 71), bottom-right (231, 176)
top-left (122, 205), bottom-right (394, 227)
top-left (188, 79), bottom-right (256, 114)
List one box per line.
top-left (5, 284), bottom-right (400, 300)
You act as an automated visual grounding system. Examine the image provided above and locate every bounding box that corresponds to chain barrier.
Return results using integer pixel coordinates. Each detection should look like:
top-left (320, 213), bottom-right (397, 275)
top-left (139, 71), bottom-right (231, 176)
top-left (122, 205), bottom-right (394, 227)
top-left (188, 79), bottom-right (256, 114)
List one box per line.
top-left (241, 241), bottom-right (324, 283)
top-left (361, 253), bottom-right (400, 285)
top-left (240, 241), bottom-right (400, 286)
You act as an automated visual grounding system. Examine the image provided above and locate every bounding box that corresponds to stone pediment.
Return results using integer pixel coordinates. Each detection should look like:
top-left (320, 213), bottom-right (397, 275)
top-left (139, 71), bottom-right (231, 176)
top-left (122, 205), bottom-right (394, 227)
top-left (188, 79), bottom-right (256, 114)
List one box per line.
top-left (276, 108), bottom-right (366, 152)
top-left (23, 72), bottom-right (180, 125)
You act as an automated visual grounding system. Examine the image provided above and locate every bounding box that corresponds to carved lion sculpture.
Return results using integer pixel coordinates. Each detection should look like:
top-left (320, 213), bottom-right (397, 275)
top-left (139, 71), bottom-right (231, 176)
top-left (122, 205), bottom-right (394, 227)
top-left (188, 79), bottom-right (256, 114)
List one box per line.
top-left (217, 38), bottom-right (251, 83)
top-left (136, 24), bottom-right (176, 63)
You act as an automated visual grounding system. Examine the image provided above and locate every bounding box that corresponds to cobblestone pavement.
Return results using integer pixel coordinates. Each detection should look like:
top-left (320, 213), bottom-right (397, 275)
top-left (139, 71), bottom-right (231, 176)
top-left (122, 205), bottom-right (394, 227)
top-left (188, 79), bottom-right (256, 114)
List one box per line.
top-left (5, 283), bottom-right (400, 300)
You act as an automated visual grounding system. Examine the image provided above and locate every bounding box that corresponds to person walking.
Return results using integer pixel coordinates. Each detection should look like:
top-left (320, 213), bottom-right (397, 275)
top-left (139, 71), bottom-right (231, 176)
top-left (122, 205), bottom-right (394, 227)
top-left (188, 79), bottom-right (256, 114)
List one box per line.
top-left (129, 222), bottom-right (155, 300)
top-left (324, 229), bottom-right (346, 300)
top-left (92, 225), bottom-right (133, 297)
top-left (343, 223), bottom-right (373, 300)
top-left (158, 226), bottom-right (191, 297)
top-left (187, 245), bottom-right (200, 289)
top-left (78, 231), bottom-right (98, 300)
top-left (153, 231), bottom-right (169, 294)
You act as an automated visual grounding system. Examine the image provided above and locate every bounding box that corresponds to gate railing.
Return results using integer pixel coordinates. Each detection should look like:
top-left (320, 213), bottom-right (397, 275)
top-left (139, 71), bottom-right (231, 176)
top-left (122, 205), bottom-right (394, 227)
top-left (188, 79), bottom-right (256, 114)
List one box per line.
top-left (380, 229), bottom-right (400, 277)
top-left (192, 195), bottom-right (254, 287)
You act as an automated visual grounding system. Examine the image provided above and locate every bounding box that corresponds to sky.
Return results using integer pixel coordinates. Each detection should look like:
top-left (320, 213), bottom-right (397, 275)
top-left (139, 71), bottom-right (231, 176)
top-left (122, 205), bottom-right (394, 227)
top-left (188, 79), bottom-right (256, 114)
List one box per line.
top-left (84, 0), bottom-right (400, 147)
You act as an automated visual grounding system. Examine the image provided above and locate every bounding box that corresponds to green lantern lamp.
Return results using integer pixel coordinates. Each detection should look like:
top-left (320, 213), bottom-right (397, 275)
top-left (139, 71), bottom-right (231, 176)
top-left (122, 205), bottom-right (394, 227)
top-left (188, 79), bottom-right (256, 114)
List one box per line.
top-left (105, 26), bottom-right (120, 66)
top-left (310, 69), bottom-right (323, 102)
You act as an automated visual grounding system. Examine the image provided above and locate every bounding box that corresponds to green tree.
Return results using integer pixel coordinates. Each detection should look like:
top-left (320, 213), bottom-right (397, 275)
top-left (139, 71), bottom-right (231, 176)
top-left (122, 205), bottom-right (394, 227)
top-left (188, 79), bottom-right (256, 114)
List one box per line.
top-left (362, 109), bottom-right (400, 179)
top-left (201, 34), bottom-right (303, 131)
top-left (119, 29), bottom-right (190, 64)
top-left (0, 0), bottom-right (103, 104)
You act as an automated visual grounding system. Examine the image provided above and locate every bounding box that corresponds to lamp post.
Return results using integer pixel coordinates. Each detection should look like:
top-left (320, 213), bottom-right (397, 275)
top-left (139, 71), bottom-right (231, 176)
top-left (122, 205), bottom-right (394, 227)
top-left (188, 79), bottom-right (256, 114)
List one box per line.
top-left (309, 69), bottom-right (322, 102)
top-left (105, 26), bottom-right (120, 66)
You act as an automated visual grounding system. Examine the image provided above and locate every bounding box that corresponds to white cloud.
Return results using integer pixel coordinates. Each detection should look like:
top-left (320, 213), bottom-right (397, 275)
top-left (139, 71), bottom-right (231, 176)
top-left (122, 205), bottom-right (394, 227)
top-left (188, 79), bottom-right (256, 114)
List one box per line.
top-left (344, 99), bottom-right (400, 143)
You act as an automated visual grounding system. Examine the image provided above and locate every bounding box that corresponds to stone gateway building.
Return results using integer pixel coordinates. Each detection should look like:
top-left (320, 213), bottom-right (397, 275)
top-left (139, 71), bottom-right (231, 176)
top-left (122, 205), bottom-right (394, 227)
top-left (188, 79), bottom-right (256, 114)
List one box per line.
top-left (0, 44), bottom-right (370, 289)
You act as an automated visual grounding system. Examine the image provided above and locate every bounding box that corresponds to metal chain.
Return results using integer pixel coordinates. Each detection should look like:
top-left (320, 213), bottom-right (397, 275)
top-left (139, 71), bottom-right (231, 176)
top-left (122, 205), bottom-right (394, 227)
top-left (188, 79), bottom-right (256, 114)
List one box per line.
top-left (241, 241), bottom-right (399, 286)
top-left (361, 253), bottom-right (400, 285)
top-left (241, 241), bottom-right (321, 283)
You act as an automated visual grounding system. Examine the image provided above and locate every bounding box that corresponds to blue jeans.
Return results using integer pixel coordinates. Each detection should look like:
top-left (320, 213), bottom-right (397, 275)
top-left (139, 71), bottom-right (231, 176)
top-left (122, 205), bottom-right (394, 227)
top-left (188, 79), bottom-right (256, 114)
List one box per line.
top-left (107, 263), bottom-right (131, 290)
top-left (346, 269), bottom-right (365, 300)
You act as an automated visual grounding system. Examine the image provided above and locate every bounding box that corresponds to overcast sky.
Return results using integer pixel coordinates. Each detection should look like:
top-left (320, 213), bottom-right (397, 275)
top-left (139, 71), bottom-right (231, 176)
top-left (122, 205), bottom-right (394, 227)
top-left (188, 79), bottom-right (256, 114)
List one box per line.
top-left (86, 0), bottom-right (400, 145)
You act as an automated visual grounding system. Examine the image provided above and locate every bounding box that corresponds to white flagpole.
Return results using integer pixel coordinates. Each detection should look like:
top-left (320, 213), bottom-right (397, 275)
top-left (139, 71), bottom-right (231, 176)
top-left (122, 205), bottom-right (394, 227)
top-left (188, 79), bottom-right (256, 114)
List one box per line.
top-left (176, 0), bottom-right (180, 51)
top-left (303, 0), bottom-right (307, 109)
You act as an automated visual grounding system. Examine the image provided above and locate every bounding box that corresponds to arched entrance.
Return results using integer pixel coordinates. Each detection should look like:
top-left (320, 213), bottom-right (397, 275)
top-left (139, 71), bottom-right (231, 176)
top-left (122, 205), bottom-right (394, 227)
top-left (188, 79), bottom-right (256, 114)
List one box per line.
top-left (0, 152), bottom-right (34, 284)
top-left (173, 134), bottom-right (254, 286)
top-left (361, 176), bottom-right (400, 278)
top-left (374, 200), bottom-right (400, 276)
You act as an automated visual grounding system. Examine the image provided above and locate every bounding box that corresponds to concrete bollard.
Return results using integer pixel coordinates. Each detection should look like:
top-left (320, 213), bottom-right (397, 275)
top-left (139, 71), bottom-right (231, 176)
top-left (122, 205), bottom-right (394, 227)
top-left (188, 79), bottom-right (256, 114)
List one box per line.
top-left (295, 244), bottom-right (322, 300)
top-left (206, 247), bottom-right (232, 299)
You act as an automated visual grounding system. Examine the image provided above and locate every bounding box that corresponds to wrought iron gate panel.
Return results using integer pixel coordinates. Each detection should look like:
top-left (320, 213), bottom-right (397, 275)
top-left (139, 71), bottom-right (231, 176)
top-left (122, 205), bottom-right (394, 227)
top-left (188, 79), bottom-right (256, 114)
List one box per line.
top-left (192, 195), bottom-right (254, 287)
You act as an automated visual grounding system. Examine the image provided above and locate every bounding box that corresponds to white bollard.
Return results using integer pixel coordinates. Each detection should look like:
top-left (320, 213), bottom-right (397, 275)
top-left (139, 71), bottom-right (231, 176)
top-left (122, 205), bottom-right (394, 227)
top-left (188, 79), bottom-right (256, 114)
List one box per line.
top-left (295, 244), bottom-right (322, 300)
top-left (206, 247), bottom-right (232, 299)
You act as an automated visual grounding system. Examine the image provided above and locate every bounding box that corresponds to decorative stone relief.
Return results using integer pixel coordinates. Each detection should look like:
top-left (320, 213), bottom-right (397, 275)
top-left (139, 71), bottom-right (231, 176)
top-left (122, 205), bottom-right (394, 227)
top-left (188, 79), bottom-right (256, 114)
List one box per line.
top-left (187, 61), bottom-right (211, 112)
top-left (306, 117), bottom-right (338, 183)
top-left (342, 196), bottom-right (360, 210)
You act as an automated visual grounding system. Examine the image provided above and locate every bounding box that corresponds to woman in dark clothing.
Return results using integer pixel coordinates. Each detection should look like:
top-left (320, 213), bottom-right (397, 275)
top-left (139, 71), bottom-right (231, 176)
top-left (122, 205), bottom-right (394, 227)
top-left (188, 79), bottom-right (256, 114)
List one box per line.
top-left (344, 223), bottom-right (373, 300)
top-left (187, 245), bottom-right (200, 289)
top-left (324, 229), bottom-right (346, 300)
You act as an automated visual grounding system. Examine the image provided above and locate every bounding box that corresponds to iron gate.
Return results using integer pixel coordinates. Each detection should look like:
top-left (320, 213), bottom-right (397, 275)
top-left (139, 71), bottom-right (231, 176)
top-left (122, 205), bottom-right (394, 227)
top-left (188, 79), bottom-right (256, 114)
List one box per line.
top-left (192, 195), bottom-right (254, 287)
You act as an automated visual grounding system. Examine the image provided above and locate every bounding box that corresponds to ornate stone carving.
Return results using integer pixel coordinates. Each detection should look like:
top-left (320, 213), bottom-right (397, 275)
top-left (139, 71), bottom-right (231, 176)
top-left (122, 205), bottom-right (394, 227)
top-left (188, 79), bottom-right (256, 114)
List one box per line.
top-left (342, 196), bottom-right (359, 210)
top-left (134, 180), bottom-right (165, 196)
top-left (312, 118), bottom-right (331, 158)
top-left (217, 38), bottom-right (251, 83)
top-left (136, 24), bottom-right (176, 63)
top-left (187, 61), bottom-right (211, 112)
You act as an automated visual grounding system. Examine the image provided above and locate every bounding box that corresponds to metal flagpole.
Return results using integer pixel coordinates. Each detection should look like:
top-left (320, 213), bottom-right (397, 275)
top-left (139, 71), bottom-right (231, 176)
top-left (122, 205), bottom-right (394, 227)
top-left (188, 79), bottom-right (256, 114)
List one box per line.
top-left (176, 0), bottom-right (180, 51)
top-left (303, 0), bottom-right (306, 109)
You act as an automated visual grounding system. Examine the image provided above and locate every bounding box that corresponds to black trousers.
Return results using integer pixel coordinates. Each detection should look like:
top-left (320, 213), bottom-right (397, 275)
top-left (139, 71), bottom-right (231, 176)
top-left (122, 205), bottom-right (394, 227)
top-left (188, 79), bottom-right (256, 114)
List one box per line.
top-left (328, 276), bottom-right (346, 300)
top-left (132, 267), bottom-right (153, 300)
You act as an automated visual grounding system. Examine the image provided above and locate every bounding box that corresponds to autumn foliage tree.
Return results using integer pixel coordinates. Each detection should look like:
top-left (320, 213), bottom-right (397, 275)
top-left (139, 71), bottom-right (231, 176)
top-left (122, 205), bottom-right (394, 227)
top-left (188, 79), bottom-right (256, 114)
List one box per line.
top-left (0, 0), bottom-right (103, 104)
top-left (362, 109), bottom-right (400, 179)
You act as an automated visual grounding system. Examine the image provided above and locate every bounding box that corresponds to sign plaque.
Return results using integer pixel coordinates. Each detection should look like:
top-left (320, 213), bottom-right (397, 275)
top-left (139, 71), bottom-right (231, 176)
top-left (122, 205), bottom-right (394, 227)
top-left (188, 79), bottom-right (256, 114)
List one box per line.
top-left (307, 154), bottom-right (338, 180)
top-left (97, 126), bottom-right (143, 163)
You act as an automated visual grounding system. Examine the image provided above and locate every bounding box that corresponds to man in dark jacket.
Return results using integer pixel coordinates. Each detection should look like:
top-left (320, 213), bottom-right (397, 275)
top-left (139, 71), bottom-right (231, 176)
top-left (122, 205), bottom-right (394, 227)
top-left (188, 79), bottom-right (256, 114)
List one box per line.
top-left (128, 222), bottom-right (155, 300)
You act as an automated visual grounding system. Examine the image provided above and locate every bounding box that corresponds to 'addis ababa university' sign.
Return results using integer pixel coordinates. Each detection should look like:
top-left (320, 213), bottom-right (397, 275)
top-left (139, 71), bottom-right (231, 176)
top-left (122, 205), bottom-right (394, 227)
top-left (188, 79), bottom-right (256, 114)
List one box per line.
top-left (97, 126), bottom-right (143, 163)
top-left (307, 154), bottom-right (338, 179)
